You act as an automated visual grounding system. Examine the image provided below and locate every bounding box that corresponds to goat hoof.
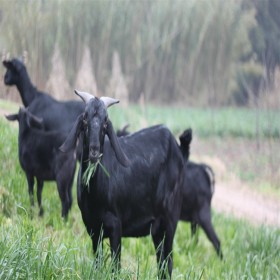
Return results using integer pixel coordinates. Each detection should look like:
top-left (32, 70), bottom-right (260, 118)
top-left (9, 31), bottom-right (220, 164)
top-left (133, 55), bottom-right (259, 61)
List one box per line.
top-left (39, 208), bottom-right (44, 217)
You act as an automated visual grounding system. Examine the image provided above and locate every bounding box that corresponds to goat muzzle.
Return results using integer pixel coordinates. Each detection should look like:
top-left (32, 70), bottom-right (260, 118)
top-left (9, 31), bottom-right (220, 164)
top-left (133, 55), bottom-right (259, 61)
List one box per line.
top-left (89, 148), bottom-right (100, 163)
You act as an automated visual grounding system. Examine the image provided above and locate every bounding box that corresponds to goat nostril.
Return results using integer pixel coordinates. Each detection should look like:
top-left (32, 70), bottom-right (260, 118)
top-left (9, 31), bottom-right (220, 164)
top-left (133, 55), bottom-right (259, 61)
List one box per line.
top-left (90, 148), bottom-right (99, 158)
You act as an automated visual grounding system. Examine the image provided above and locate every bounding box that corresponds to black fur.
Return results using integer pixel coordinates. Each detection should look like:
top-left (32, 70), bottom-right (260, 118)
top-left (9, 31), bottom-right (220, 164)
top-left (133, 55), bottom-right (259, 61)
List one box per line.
top-left (179, 129), bottom-right (222, 258)
top-left (6, 107), bottom-right (76, 218)
top-left (118, 126), bottom-right (223, 258)
top-left (61, 98), bottom-right (184, 278)
top-left (3, 58), bottom-right (84, 132)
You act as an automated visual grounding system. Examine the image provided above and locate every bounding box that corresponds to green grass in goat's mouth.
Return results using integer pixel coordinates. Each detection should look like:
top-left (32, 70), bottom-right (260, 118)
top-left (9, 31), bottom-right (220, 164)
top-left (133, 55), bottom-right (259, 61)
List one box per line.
top-left (82, 158), bottom-right (110, 189)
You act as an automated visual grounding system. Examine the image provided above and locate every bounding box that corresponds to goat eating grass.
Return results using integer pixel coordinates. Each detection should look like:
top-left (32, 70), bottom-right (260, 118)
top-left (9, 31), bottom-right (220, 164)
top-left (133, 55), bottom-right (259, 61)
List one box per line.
top-left (60, 90), bottom-right (184, 278)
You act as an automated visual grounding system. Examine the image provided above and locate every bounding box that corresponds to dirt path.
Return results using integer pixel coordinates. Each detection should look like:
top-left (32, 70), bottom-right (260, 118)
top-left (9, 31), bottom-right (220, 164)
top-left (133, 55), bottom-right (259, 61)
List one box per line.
top-left (212, 180), bottom-right (280, 228)
top-left (191, 152), bottom-right (280, 228)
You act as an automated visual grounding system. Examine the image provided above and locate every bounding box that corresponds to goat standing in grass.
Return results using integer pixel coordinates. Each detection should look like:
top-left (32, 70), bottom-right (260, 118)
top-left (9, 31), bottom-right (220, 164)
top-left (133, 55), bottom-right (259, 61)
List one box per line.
top-left (179, 129), bottom-right (223, 258)
top-left (3, 58), bottom-right (84, 132)
top-left (6, 107), bottom-right (76, 218)
top-left (118, 125), bottom-right (223, 258)
top-left (60, 90), bottom-right (184, 278)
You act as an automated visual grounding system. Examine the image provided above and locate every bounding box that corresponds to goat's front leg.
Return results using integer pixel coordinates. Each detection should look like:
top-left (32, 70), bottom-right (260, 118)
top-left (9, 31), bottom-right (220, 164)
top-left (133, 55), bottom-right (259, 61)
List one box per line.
top-left (164, 224), bottom-right (176, 279)
top-left (91, 229), bottom-right (105, 270)
top-left (26, 173), bottom-right (34, 206)
top-left (56, 179), bottom-right (70, 219)
top-left (91, 229), bottom-right (103, 255)
top-left (152, 219), bottom-right (176, 279)
top-left (191, 221), bottom-right (198, 237)
top-left (190, 221), bottom-right (199, 245)
top-left (108, 218), bottom-right (122, 271)
top-left (36, 178), bottom-right (44, 216)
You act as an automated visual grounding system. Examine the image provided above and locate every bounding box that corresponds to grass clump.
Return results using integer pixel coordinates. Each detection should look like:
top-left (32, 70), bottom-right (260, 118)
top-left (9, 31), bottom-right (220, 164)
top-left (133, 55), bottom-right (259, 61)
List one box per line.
top-left (82, 159), bottom-right (110, 189)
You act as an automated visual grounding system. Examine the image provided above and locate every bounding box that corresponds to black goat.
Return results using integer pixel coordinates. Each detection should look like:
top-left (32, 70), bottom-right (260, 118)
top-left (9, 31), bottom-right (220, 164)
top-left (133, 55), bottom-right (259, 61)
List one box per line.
top-left (179, 129), bottom-right (222, 258)
top-left (117, 126), bottom-right (222, 258)
top-left (60, 90), bottom-right (184, 278)
top-left (3, 58), bottom-right (84, 132)
top-left (6, 107), bottom-right (76, 218)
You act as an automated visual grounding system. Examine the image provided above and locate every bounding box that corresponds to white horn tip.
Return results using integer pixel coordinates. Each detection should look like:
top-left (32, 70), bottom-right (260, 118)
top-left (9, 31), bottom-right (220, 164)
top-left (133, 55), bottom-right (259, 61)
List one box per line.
top-left (74, 89), bottom-right (95, 103)
top-left (100, 96), bottom-right (120, 108)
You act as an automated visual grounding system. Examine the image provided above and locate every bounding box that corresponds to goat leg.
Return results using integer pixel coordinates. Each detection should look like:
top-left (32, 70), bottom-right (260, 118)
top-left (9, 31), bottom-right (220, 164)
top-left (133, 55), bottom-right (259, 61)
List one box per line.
top-left (26, 174), bottom-right (34, 207)
top-left (198, 204), bottom-right (223, 259)
top-left (36, 178), bottom-right (44, 216)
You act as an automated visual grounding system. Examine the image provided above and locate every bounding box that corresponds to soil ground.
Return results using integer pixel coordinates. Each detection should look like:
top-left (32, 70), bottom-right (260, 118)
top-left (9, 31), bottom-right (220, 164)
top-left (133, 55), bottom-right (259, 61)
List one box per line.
top-left (213, 180), bottom-right (280, 228)
top-left (191, 137), bottom-right (280, 228)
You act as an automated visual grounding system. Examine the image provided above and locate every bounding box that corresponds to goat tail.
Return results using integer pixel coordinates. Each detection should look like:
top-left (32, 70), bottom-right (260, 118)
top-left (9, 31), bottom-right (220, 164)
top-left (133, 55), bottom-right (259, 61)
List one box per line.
top-left (202, 164), bottom-right (215, 195)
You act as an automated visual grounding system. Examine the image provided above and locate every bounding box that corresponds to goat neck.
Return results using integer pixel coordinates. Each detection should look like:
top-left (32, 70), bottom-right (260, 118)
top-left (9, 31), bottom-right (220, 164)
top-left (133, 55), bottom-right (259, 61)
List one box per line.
top-left (14, 66), bottom-right (37, 107)
top-left (17, 75), bottom-right (37, 107)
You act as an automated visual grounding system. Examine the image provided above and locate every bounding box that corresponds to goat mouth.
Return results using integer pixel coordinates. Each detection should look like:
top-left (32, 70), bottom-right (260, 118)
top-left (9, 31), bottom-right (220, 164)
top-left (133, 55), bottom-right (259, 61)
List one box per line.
top-left (89, 153), bottom-right (102, 164)
top-left (4, 77), bottom-right (11, 85)
top-left (89, 157), bottom-right (98, 164)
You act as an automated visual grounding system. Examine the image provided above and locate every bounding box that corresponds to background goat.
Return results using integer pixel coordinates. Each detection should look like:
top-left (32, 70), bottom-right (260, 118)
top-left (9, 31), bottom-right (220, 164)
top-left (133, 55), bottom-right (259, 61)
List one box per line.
top-left (116, 124), bottom-right (130, 137)
top-left (117, 125), bottom-right (223, 258)
top-left (60, 90), bottom-right (184, 278)
top-left (3, 58), bottom-right (84, 132)
top-left (6, 107), bottom-right (76, 218)
top-left (179, 129), bottom-right (223, 258)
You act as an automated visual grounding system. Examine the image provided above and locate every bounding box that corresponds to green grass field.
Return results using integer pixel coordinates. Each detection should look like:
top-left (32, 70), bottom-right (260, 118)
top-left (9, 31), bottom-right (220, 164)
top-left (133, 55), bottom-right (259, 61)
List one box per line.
top-left (0, 102), bottom-right (279, 279)
top-left (108, 104), bottom-right (280, 139)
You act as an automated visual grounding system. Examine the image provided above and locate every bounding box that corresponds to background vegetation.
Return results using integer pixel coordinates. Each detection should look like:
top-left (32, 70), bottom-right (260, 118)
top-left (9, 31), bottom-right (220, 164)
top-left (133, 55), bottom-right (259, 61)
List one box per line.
top-left (0, 0), bottom-right (280, 107)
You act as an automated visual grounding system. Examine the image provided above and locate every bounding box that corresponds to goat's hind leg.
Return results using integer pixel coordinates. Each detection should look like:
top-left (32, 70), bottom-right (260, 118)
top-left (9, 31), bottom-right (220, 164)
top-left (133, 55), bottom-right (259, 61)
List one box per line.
top-left (198, 204), bottom-right (223, 259)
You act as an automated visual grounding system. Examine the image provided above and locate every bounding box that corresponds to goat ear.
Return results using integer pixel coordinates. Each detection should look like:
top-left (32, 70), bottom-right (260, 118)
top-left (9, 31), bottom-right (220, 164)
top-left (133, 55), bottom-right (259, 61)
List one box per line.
top-left (60, 113), bottom-right (84, 153)
top-left (106, 119), bottom-right (130, 167)
top-left (26, 112), bottom-right (43, 129)
top-left (5, 113), bottom-right (18, 121)
top-left (2, 60), bottom-right (12, 69)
